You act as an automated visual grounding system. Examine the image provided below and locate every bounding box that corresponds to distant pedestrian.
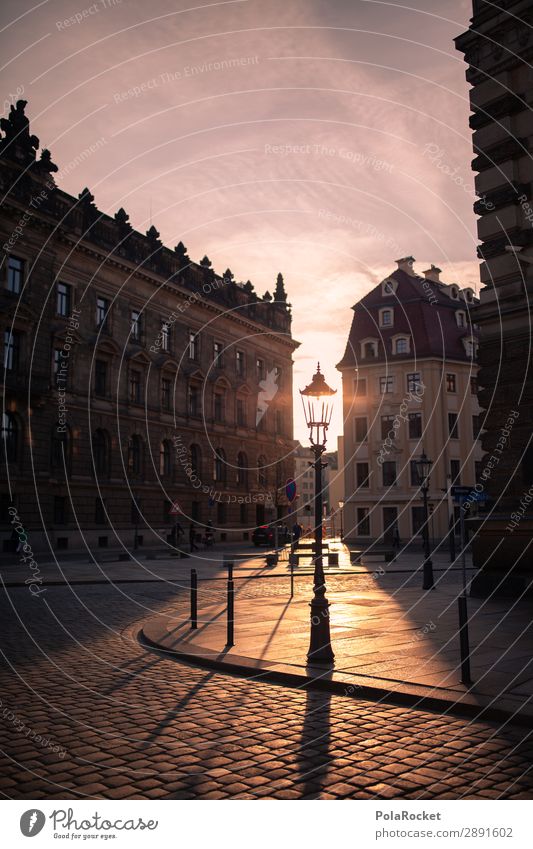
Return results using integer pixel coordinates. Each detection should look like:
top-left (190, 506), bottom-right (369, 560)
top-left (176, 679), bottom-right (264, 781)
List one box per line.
top-left (292, 522), bottom-right (302, 547)
top-left (189, 522), bottom-right (198, 553)
top-left (392, 523), bottom-right (400, 551)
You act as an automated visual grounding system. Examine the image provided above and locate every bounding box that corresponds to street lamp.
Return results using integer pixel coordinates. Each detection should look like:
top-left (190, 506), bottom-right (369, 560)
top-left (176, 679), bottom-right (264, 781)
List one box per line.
top-left (300, 362), bottom-right (336, 664)
top-left (338, 500), bottom-right (345, 541)
top-left (415, 450), bottom-right (434, 590)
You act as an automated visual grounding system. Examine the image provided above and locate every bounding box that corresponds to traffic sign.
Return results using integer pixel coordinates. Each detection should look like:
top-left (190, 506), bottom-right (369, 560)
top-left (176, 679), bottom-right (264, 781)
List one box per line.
top-left (285, 478), bottom-right (297, 503)
top-left (169, 501), bottom-right (182, 516)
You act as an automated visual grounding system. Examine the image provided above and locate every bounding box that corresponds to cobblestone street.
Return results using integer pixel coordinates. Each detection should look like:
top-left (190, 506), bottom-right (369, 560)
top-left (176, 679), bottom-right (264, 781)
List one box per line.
top-left (0, 577), bottom-right (532, 800)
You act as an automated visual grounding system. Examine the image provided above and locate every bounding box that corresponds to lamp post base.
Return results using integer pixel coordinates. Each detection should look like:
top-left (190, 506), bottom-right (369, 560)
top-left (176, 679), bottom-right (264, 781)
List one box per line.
top-left (423, 557), bottom-right (434, 590)
top-left (306, 596), bottom-right (335, 665)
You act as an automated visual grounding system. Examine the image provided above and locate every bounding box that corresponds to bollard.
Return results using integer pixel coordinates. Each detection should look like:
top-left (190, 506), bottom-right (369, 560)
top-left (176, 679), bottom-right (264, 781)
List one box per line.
top-left (226, 560), bottom-right (234, 647)
top-left (289, 553), bottom-right (296, 598)
top-left (190, 569), bottom-right (197, 629)
top-left (458, 595), bottom-right (471, 685)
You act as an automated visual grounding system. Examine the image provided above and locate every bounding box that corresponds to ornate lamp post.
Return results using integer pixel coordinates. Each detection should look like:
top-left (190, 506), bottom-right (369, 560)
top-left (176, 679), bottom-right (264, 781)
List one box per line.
top-left (338, 500), bottom-right (345, 541)
top-left (415, 451), bottom-right (434, 590)
top-left (300, 363), bottom-right (336, 664)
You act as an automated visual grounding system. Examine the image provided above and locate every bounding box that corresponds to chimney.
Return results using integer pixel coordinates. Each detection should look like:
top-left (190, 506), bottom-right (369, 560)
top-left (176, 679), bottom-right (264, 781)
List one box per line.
top-left (423, 264), bottom-right (441, 283)
top-left (395, 255), bottom-right (416, 275)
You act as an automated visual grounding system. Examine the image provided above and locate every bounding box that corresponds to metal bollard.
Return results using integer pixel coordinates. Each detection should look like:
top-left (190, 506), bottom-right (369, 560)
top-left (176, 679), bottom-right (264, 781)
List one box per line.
top-left (458, 595), bottom-right (471, 685)
top-left (226, 560), bottom-right (234, 646)
top-left (190, 569), bottom-right (197, 629)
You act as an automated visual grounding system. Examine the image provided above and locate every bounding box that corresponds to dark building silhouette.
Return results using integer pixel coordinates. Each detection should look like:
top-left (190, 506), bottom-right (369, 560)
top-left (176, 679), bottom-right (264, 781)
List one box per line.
top-left (0, 101), bottom-right (297, 554)
top-left (456, 1), bottom-right (533, 593)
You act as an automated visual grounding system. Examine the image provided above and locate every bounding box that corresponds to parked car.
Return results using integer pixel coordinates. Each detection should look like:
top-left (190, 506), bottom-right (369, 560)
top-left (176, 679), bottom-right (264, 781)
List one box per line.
top-left (252, 524), bottom-right (290, 547)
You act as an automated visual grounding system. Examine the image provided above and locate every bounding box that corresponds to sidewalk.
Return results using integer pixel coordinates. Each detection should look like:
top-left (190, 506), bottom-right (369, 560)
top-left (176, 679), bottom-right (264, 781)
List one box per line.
top-left (142, 567), bottom-right (533, 726)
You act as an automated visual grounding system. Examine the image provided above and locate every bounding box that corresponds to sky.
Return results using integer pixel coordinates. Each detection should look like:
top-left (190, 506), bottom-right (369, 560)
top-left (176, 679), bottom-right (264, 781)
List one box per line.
top-left (1, 0), bottom-right (480, 443)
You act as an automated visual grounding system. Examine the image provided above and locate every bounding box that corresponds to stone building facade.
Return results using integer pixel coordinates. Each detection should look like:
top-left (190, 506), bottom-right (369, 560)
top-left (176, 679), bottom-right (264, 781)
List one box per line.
top-left (456, 1), bottom-right (533, 593)
top-left (0, 101), bottom-right (297, 554)
top-left (337, 258), bottom-right (483, 547)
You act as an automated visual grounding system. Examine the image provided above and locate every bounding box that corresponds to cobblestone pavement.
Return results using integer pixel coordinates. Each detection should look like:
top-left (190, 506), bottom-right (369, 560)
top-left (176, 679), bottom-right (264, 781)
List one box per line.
top-left (0, 578), bottom-right (532, 800)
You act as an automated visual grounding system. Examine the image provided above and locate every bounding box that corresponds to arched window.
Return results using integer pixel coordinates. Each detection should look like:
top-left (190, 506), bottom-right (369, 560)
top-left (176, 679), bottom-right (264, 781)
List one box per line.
top-left (214, 447), bottom-right (226, 483)
top-left (2, 412), bottom-right (19, 463)
top-left (128, 434), bottom-right (143, 476)
top-left (159, 440), bottom-right (171, 476)
top-left (92, 429), bottom-right (110, 476)
top-left (237, 451), bottom-right (247, 486)
top-left (51, 423), bottom-right (71, 475)
top-left (394, 337), bottom-right (409, 354)
top-left (257, 455), bottom-right (267, 487)
top-left (362, 340), bottom-right (378, 359)
top-left (190, 444), bottom-right (201, 477)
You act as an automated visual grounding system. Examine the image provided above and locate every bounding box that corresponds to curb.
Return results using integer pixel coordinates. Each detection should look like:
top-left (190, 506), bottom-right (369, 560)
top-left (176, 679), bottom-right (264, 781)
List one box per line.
top-left (139, 626), bottom-right (533, 729)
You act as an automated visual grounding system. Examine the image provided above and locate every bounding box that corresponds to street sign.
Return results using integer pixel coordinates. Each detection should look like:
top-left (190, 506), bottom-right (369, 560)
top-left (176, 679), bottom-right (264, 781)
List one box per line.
top-left (169, 501), bottom-right (182, 516)
top-left (285, 478), bottom-right (297, 503)
top-left (451, 486), bottom-right (472, 497)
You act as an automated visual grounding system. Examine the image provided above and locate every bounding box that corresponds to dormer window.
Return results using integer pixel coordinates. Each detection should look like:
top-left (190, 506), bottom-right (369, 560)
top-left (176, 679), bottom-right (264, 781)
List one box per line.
top-left (382, 278), bottom-right (398, 296)
top-left (450, 286), bottom-right (459, 300)
top-left (463, 336), bottom-right (478, 359)
top-left (379, 308), bottom-right (393, 328)
top-left (393, 336), bottom-right (410, 355)
top-left (456, 310), bottom-right (467, 328)
top-left (361, 339), bottom-right (378, 359)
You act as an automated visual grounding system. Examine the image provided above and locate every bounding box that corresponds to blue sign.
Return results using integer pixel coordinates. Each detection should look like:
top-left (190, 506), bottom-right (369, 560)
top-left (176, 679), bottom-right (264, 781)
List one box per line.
top-left (285, 478), bottom-right (297, 503)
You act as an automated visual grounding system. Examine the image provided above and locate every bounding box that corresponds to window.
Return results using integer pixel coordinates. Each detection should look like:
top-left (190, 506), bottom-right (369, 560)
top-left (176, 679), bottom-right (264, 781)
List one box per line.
top-left (256, 357), bottom-right (265, 381)
top-left (356, 462), bottom-right (370, 488)
top-left (355, 417), bottom-right (368, 442)
top-left (56, 282), bottom-right (71, 316)
top-left (130, 309), bottom-right (142, 342)
top-left (382, 278), bottom-right (397, 295)
top-left (190, 444), bottom-right (201, 477)
top-left (214, 392), bottom-right (224, 421)
top-left (237, 451), bottom-right (247, 486)
top-left (394, 337), bottom-right (409, 354)
top-left (188, 384), bottom-right (199, 416)
top-left (408, 412), bottom-right (422, 439)
top-left (53, 347), bottom-right (63, 386)
top-left (53, 496), bottom-right (67, 525)
top-left (51, 424), bottom-right (71, 474)
top-left (95, 497), bottom-right (106, 525)
top-left (473, 414), bottom-right (482, 440)
top-left (355, 377), bottom-right (367, 397)
top-left (236, 350), bottom-right (245, 377)
top-left (96, 296), bottom-right (109, 329)
top-left (94, 360), bottom-right (107, 397)
top-left (446, 373), bottom-right (457, 393)
top-left (188, 330), bottom-right (199, 360)
top-left (92, 429), bottom-right (109, 476)
top-left (1, 412), bottom-right (19, 462)
top-left (129, 369), bottom-right (141, 403)
top-left (236, 398), bottom-right (246, 426)
top-left (450, 459), bottom-right (461, 485)
top-left (240, 503), bottom-right (247, 524)
top-left (411, 506), bottom-right (425, 536)
top-left (159, 441), bottom-right (171, 476)
top-left (448, 412), bottom-right (459, 439)
top-left (7, 256), bottom-right (23, 294)
top-left (470, 376), bottom-right (478, 395)
top-left (3, 329), bottom-right (21, 371)
top-left (214, 448), bottom-right (226, 483)
top-left (380, 375), bottom-right (394, 394)
top-left (213, 341), bottom-right (223, 368)
top-left (381, 415), bottom-right (395, 440)
top-left (363, 341), bottom-right (377, 358)
top-left (128, 435), bottom-right (143, 476)
top-left (161, 322), bottom-right (170, 352)
top-left (257, 455), bottom-right (267, 487)
top-left (410, 460), bottom-right (420, 486)
top-left (217, 501), bottom-right (227, 525)
top-left (407, 372), bottom-right (422, 393)
top-left (456, 310), bottom-right (466, 328)
top-left (161, 377), bottom-right (171, 411)
top-left (464, 338), bottom-right (478, 359)
top-left (382, 461), bottom-right (397, 487)
top-left (380, 308), bottom-right (393, 328)
top-left (357, 507), bottom-right (370, 536)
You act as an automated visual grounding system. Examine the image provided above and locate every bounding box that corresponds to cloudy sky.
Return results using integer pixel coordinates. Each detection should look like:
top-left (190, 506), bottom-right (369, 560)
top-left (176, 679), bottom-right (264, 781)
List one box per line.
top-left (1, 0), bottom-right (479, 441)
